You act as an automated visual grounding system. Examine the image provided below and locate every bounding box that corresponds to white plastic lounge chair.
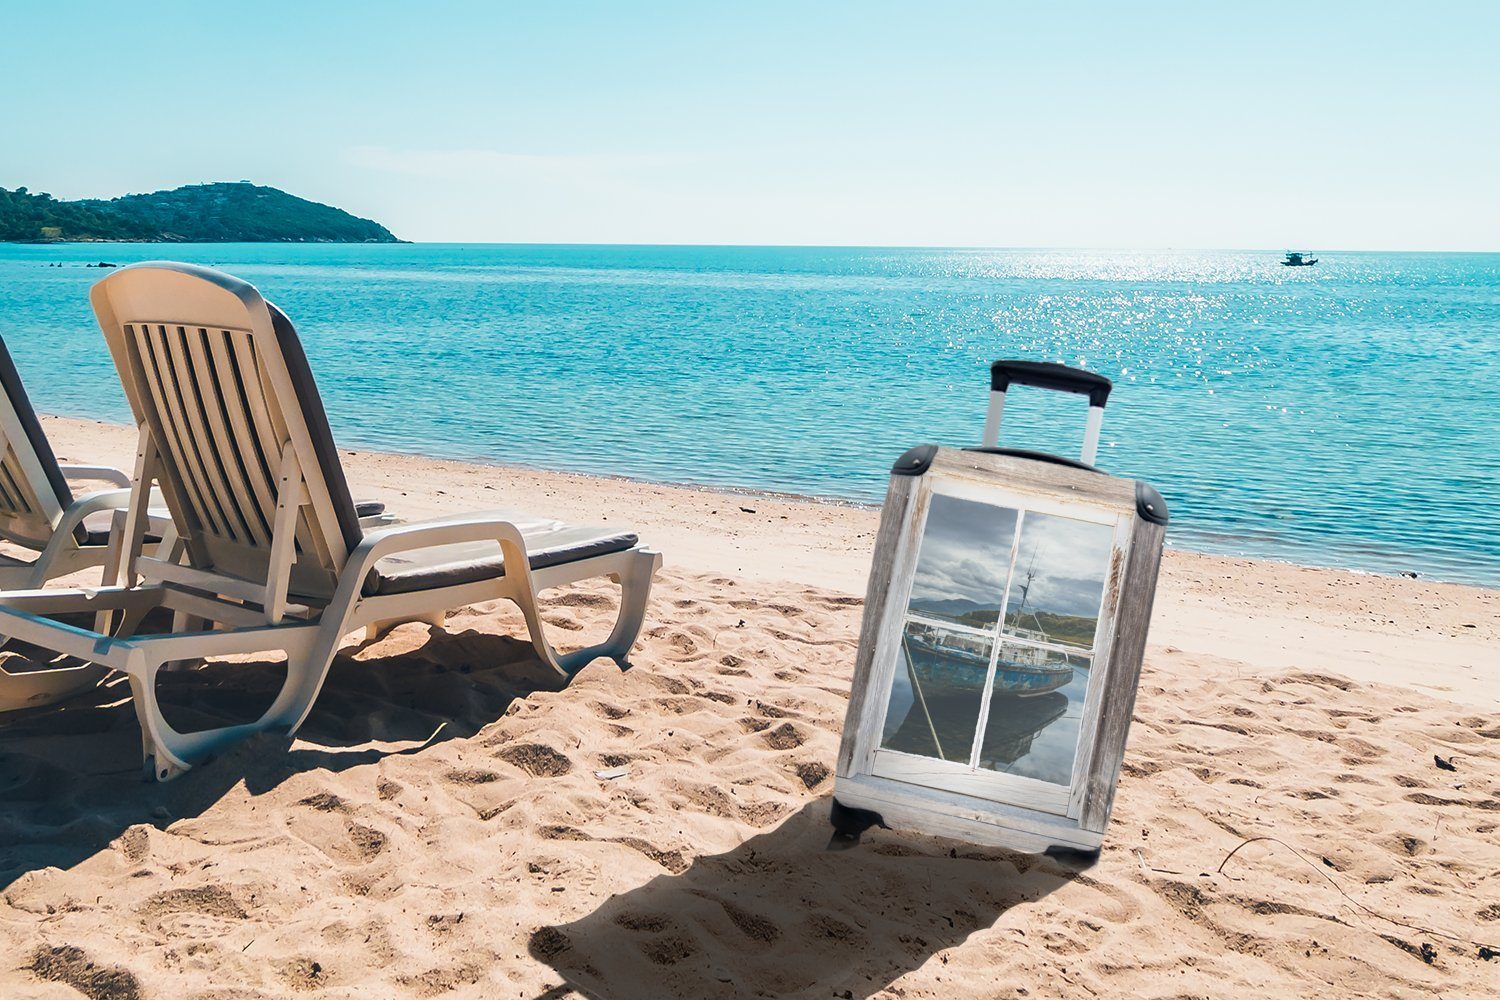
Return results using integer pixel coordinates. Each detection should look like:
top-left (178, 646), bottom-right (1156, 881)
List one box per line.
top-left (0, 336), bottom-right (184, 711)
top-left (0, 336), bottom-right (171, 591)
top-left (0, 334), bottom-right (392, 712)
top-left (0, 262), bottom-right (661, 780)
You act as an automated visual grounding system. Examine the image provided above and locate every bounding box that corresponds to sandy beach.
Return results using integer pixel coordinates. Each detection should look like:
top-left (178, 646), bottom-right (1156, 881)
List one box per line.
top-left (1, 415), bottom-right (1496, 998)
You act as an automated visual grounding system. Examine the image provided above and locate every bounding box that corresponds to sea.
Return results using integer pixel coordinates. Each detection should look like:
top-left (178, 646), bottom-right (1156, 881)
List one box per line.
top-left (0, 243), bottom-right (1495, 587)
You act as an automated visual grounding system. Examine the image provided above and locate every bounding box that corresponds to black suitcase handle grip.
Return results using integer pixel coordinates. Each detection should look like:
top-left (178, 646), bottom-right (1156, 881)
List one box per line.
top-left (989, 360), bottom-right (1112, 408)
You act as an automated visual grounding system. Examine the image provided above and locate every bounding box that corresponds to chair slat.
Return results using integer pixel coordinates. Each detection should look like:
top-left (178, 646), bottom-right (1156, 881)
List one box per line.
top-left (132, 323), bottom-right (224, 538)
top-left (187, 327), bottom-right (269, 547)
top-left (0, 454), bottom-right (23, 514)
top-left (161, 324), bottom-right (248, 543)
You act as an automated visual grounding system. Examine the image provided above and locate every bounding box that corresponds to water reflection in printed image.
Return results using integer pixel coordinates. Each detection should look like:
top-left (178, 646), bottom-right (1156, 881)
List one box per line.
top-left (883, 630), bottom-right (1083, 779)
top-left (881, 621), bottom-right (991, 764)
top-left (979, 656), bottom-right (1089, 786)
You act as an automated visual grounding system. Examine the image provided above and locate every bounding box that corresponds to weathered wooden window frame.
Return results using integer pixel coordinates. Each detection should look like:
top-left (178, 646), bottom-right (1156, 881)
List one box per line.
top-left (835, 445), bottom-right (1167, 854)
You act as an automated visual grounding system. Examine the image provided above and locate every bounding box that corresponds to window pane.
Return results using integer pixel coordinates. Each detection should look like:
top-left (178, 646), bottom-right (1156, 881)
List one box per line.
top-left (1002, 512), bottom-right (1114, 649)
top-left (881, 620), bottom-right (992, 764)
top-left (906, 493), bottom-right (1019, 629)
top-left (977, 644), bottom-right (1089, 786)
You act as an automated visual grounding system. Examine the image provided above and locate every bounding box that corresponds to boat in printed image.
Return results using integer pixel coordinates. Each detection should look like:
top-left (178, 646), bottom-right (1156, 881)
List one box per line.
top-left (903, 555), bottom-right (1081, 699)
top-left (904, 627), bottom-right (1074, 698)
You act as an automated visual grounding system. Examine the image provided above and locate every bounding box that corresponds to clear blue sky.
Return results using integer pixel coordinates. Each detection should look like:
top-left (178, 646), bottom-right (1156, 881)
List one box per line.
top-left (3, 1), bottom-right (1496, 248)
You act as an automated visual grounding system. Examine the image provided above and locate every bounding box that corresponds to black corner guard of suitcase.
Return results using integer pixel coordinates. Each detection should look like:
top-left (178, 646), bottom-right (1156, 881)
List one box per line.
top-left (1135, 481), bottom-right (1169, 525)
top-left (890, 444), bottom-right (1169, 526)
top-left (827, 798), bottom-right (889, 850)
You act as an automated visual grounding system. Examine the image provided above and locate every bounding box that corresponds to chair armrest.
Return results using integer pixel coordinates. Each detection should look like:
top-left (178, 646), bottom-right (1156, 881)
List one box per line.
top-left (347, 512), bottom-right (534, 582)
top-left (59, 488), bottom-right (169, 540)
top-left (54, 488), bottom-right (135, 539)
top-left (59, 464), bottom-right (132, 488)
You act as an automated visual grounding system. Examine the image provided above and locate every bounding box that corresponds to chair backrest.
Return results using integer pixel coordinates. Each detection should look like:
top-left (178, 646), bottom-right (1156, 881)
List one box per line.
top-left (0, 336), bottom-right (76, 549)
top-left (89, 262), bottom-right (364, 601)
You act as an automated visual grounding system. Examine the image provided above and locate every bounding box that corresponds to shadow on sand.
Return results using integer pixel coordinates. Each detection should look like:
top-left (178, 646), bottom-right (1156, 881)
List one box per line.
top-left (0, 623), bottom-right (563, 894)
top-left (528, 799), bottom-right (1090, 999)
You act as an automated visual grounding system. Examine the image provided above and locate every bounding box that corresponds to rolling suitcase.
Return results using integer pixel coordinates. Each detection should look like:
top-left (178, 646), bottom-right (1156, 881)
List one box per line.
top-left (832, 360), bottom-right (1168, 855)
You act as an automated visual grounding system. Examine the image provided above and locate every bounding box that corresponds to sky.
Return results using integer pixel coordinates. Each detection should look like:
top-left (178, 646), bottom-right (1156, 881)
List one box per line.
top-left (2, 1), bottom-right (1496, 248)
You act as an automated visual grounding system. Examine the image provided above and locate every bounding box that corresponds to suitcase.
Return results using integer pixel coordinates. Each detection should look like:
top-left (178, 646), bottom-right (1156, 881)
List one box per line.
top-left (831, 360), bottom-right (1168, 856)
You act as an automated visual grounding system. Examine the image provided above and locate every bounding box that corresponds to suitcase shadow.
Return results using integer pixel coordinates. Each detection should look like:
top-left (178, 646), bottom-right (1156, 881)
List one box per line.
top-left (528, 798), bottom-right (1086, 1000)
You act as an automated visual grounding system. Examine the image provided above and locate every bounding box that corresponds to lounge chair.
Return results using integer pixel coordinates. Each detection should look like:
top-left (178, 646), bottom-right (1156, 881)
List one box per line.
top-left (0, 262), bottom-right (661, 780)
top-left (0, 335), bottom-right (171, 591)
top-left (0, 335), bottom-right (187, 710)
top-left (0, 335), bottom-right (394, 712)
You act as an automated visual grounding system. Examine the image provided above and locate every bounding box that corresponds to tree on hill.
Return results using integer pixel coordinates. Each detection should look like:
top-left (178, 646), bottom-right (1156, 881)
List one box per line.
top-left (0, 182), bottom-right (400, 243)
top-left (0, 186), bottom-right (156, 241)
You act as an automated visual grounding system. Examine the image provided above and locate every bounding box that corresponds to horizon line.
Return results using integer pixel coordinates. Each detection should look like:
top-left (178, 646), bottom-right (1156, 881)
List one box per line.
top-left (13, 241), bottom-right (1500, 255)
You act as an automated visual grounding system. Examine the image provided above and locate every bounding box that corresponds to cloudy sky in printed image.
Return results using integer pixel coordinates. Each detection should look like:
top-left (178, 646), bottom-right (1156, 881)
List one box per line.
top-left (909, 494), bottom-right (1112, 621)
top-left (910, 494), bottom-right (1018, 612)
top-left (1007, 512), bottom-right (1114, 621)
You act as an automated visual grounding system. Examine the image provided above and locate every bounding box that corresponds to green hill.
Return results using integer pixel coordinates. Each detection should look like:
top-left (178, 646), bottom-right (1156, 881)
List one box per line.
top-left (0, 182), bottom-right (401, 243)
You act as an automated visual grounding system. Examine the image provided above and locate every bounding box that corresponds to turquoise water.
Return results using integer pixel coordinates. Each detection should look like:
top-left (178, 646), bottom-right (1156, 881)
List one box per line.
top-left (1, 243), bottom-right (1496, 587)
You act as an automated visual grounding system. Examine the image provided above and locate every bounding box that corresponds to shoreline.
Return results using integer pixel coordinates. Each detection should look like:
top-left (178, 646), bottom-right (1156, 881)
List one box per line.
top-left (40, 414), bottom-right (1498, 710)
top-left (40, 413), bottom-right (1495, 591)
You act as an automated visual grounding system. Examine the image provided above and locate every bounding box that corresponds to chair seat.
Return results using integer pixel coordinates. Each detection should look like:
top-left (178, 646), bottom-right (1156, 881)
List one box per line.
top-left (363, 513), bottom-right (638, 597)
top-left (79, 499), bottom-right (387, 548)
top-left (81, 510), bottom-right (164, 547)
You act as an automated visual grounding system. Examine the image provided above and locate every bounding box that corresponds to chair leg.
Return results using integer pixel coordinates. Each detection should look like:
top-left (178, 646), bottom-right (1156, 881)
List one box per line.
top-left (362, 609), bottom-right (446, 643)
top-left (127, 638), bottom-right (326, 781)
top-left (161, 611), bottom-right (207, 672)
top-left (516, 549), bottom-right (662, 677)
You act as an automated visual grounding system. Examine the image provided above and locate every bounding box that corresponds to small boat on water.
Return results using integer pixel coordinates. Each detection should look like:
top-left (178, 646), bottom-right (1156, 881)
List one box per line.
top-left (1281, 251), bottom-right (1318, 267)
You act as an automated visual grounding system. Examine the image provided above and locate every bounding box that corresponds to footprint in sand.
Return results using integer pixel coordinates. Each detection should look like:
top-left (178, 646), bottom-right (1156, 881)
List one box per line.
top-left (115, 825), bottom-right (151, 864)
top-left (137, 885), bottom-right (248, 939)
top-left (296, 792), bottom-right (349, 812)
top-left (761, 722), bottom-right (806, 750)
top-left (496, 743), bottom-right (573, 777)
top-left (542, 612), bottom-right (586, 631)
top-left (614, 910), bottom-right (674, 933)
top-left (790, 761), bottom-right (830, 790)
top-left (29, 945), bottom-right (145, 1000)
top-left (342, 822), bottom-right (389, 861)
top-left (277, 956), bottom-right (333, 992)
top-left (613, 837), bottom-right (689, 873)
top-left (550, 591), bottom-right (615, 610)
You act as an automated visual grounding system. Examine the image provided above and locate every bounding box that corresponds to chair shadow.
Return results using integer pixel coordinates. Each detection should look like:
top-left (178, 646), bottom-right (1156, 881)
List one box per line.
top-left (528, 799), bottom-right (1088, 1000)
top-left (0, 622), bottom-right (566, 894)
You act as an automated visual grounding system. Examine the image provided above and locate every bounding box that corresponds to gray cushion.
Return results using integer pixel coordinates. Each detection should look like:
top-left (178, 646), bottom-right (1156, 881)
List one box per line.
top-left (363, 514), bottom-right (638, 597)
top-left (267, 302), bottom-right (365, 555)
top-left (81, 511), bottom-right (154, 547)
top-left (78, 499), bottom-right (384, 548)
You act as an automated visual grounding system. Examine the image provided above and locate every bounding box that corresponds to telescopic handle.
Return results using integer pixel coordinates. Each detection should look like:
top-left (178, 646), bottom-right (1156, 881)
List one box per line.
top-left (983, 360), bottom-right (1112, 464)
top-left (988, 360), bottom-right (1112, 408)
